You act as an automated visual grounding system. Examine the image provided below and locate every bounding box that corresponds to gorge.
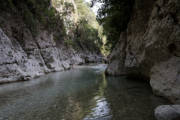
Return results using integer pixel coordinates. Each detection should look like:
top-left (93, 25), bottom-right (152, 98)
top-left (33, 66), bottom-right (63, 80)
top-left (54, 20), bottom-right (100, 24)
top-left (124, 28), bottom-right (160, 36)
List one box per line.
top-left (0, 0), bottom-right (180, 120)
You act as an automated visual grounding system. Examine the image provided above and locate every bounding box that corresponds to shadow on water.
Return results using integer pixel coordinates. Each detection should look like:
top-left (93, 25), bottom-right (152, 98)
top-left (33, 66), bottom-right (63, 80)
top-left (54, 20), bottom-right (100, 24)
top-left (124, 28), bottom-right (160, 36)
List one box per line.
top-left (104, 76), bottom-right (169, 120)
top-left (0, 64), bottom-right (169, 120)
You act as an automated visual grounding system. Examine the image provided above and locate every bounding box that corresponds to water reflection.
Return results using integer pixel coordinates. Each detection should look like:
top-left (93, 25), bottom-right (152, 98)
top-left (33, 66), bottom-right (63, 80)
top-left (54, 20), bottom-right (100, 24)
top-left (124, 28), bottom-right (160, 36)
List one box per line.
top-left (84, 73), bottom-right (111, 120)
top-left (0, 64), bottom-right (168, 120)
top-left (84, 97), bottom-right (111, 120)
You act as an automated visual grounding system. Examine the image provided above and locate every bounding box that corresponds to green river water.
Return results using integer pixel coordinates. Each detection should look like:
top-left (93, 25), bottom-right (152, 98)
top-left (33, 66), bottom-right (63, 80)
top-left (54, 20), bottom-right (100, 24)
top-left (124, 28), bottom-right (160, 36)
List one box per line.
top-left (0, 64), bottom-right (168, 120)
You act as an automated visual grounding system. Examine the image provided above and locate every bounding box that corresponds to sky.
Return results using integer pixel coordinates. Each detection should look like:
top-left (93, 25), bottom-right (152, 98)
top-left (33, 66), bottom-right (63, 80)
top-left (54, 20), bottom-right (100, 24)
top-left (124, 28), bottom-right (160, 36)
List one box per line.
top-left (84, 0), bottom-right (103, 15)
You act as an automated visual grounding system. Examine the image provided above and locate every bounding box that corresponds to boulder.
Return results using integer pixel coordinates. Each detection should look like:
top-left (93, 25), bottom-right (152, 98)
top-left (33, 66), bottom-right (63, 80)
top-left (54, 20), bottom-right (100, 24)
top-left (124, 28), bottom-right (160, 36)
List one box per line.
top-left (155, 105), bottom-right (180, 120)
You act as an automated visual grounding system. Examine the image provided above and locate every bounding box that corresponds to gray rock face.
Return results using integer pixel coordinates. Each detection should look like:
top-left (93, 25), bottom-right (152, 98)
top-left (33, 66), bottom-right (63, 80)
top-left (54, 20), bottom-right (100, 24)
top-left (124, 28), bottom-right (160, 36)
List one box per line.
top-left (0, 19), bottom-right (104, 84)
top-left (0, 27), bottom-right (103, 83)
top-left (84, 54), bottom-right (104, 63)
top-left (106, 32), bottom-right (127, 75)
top-left (0, 26), bottom-right (103, 83)
top-left (150, 57), bottom-right (180, 103)
top-left (0, 28), bottom-right (45, 83)
top-left (106, 0), bottom-right (180, 103)
top-left (0, 0), bottom-right (104, 83)
top-left (155, 105), bottom-right (180, 120)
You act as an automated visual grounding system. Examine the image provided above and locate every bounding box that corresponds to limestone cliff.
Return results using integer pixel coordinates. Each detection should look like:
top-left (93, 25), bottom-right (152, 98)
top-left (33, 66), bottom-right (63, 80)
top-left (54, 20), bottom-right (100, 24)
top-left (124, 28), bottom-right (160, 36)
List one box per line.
top-left (106, 0), bottom-right (180, 103)
top-left (0, 0), bottom-right (103, 83)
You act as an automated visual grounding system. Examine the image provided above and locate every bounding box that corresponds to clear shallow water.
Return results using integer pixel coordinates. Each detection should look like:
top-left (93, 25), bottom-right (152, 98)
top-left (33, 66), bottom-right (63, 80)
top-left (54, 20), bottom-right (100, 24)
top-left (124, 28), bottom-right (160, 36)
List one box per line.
top-left (0, 64), bottom-right (168, 120)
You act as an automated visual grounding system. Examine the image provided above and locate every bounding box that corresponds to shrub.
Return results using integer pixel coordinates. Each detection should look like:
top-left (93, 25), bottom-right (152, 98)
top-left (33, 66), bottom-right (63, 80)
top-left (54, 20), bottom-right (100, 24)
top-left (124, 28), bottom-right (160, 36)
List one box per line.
top-left (0, 0), bottom-right (66, 37)
top-left (64, 39), bottom-right (74, 47)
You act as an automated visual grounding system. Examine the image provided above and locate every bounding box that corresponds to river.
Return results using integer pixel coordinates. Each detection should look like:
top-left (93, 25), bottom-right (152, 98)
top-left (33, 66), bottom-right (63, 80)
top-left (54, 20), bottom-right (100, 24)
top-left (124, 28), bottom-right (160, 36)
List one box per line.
top-left (0, 64), bottom-right (168, 120)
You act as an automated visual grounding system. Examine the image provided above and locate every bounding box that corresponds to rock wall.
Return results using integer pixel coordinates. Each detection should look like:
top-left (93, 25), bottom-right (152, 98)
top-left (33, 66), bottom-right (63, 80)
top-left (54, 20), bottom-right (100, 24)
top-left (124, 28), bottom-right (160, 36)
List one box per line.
top-left (0, 0), bottom-right (103, 84)
top-left (106, 0), bottom-right (180, 103)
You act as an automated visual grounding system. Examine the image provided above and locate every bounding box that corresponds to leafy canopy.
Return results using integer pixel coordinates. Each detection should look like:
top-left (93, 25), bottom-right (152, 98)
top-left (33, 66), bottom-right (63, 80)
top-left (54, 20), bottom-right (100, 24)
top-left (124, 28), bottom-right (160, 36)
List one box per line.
top-left (91, 0), bottom-right (134, 51)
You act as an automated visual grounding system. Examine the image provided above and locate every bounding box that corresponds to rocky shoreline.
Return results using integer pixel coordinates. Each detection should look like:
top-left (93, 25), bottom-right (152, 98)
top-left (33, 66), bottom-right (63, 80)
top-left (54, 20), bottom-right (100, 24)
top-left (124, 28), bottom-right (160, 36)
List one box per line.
top-left (0, 0), bottom-right (105, 84)
top-left (0, 28), bottom-right (104, 84)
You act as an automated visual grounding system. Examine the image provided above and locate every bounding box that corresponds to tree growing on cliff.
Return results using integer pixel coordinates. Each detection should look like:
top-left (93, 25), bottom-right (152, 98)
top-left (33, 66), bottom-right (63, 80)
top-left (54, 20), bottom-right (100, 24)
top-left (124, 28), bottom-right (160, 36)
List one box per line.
top-left (90, 0), bottom-right (134, 51)
top-left (74, 0), bottom-right (103, 54)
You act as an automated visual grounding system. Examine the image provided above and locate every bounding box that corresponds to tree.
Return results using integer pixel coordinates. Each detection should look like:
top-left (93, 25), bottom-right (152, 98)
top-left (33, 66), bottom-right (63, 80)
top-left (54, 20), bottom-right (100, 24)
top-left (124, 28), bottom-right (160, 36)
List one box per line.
top-left (74, 0), bottom-right (103, 54)
top-left (91, 0), bottom-right (134, 51)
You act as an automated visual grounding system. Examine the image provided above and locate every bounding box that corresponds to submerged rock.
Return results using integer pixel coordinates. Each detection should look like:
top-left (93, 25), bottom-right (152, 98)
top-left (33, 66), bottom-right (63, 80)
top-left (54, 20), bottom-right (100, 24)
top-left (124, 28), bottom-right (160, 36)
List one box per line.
top-left (155, 105), bottom-right (180, 120)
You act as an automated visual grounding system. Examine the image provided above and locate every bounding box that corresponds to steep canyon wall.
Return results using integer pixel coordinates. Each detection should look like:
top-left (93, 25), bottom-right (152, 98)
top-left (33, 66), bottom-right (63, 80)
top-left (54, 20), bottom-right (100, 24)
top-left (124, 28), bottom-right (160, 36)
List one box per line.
top-left (106, 0), bottom-right (180, 103)
top-left (0, 0), bottom-right (103, 83)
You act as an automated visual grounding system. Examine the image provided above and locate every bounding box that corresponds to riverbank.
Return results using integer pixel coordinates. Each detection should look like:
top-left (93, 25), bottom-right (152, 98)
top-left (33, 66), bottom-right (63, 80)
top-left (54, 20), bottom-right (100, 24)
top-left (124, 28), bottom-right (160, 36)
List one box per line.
top-left (0, 0), bottom-right (105, 85)
top-left (0, 27), bottom-right (105, 84)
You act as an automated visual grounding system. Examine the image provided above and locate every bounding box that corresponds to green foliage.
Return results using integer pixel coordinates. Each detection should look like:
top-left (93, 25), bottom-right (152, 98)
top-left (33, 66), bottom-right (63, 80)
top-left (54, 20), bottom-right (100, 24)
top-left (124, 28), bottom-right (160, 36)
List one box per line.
top-left (92, 0), bottom-right (134, 51)
top-left (52, 0), bottom-right (76, 17)
top-left (0, 0), bottom-right (66, 36)
top-left (0, 0), bottom-right (15, 12)
top-left (64, 39), bottom-right (74, 47)
top-left (64, 2), bottom-right (75, 12)
top-left (23, 6), bottom-right (38, 35)
top-left (76, 19), bottom-right (102, 52)
top-left (74, 0), bottom-right (103, 54)
top-left (0, 0), bottom-right (104, 54)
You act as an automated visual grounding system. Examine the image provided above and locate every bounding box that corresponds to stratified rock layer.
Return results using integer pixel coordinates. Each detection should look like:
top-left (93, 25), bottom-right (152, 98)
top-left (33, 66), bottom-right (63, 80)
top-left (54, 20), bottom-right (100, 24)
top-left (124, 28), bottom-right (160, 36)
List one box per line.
top-left (106, 0), bottom-right (180, 103)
